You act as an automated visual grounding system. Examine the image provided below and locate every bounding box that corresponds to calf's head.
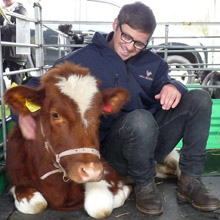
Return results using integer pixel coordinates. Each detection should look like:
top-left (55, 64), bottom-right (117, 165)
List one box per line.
top-left (4, 62), bottom-right (129, 183)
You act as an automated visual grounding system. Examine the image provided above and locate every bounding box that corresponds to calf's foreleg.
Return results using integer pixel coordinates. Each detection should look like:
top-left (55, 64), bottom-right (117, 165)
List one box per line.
top-left (10, 186), bottom-right (47, 214)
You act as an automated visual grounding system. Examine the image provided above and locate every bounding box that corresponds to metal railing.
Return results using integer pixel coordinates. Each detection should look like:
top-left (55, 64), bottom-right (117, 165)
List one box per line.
top-left (0, 3), bottom-right (43, 163)
top-left (0, 3), bottom-right (74, 163)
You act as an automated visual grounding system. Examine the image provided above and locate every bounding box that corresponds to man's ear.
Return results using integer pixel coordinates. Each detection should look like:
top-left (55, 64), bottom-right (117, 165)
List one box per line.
top-left (4, 86), bottom-right (45, 115)
top-left (113, 18), bottom-right (119, 32)
top-left (102, 87), bottom-right (129, 115)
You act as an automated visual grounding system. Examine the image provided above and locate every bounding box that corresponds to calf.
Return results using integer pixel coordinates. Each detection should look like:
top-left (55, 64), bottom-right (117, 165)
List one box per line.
top-left (156, 149), bottom-right (181, 179)
top-left (4, 62), bottom-right (131, 219)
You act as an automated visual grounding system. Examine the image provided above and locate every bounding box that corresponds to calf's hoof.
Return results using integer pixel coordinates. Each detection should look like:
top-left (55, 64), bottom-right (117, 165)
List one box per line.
top-left (10, 186), bottom-right (48, 214)
top-left (84, 180), bottom-right (114, 219)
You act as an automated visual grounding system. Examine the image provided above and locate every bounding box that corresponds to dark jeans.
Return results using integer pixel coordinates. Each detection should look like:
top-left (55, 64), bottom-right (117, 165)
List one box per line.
top-left (101, 90), bottom-right (212, 186)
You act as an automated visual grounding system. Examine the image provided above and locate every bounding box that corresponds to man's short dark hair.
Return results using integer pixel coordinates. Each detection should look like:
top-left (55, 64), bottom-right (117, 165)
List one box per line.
top-left (117, 2), bottom-right (156, 37)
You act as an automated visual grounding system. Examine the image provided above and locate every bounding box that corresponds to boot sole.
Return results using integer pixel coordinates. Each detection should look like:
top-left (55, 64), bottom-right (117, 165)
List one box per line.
top-left (176, 191), bottom-right (220, 212)
top-left (136, 203), bottom-right (163, 216)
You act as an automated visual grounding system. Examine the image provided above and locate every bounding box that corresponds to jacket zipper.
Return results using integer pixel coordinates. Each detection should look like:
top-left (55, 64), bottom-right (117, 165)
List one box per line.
top-left (114, 73), bottom-right (119, 87)
top-left (125, 64), bottom-right (142, 108)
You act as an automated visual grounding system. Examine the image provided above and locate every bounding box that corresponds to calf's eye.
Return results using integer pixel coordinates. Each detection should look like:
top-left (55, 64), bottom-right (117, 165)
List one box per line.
top-left (52, 113), bottom-right (59, 118)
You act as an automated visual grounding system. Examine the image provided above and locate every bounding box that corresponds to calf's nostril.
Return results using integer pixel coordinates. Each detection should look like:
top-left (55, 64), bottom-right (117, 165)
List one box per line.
top-left (79, 167), bottom-right (89, 177)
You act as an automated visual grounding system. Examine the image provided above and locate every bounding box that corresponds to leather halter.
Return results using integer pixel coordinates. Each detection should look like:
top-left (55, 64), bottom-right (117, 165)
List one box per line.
top-left (40, 121), bottom-right (101, 181)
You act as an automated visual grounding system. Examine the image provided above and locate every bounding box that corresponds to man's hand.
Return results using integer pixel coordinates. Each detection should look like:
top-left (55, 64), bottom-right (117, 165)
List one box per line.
top-left (18, 115), bottom-right (36, 140)
top-left (155, 84), bottom-right (181, 110)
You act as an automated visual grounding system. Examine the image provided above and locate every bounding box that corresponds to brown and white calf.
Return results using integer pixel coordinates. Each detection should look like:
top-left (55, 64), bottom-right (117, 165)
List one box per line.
top-left (4, 62), bottom-right (131, 219)
top-left (156, 149), bottom-right (181, 179)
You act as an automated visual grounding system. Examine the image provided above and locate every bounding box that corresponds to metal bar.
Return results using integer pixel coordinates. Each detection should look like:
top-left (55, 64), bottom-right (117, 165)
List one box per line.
top-left (150, 45), bottom-right (220, 49)
top-left (34, 3), bottom-right (44, 76)
top-left (169, 63), bottom-right (220, 66)
top-left (152, 36), bottom-right (220, 39)
top-left (5, 11), bottom-right (37, 23)
top-left (3, 68), bottom-right (40, 76)
top-left (43, 44), bottom-right (85, 48)
top-left (42, 20), bottom-right (113, 25)
top-left (43, 65), bottom-right (52, 69)
top-left (169, 74), bottom-right (197, 77)
top-left (41, 20), bottom-right (220, 25)
top-left (153, 50), bottom-right (220, 53)
top-left (58, 34), bottom-right (62, 59)
top-left (169, 68), bottom-right (220, 71)
top-left (0, 41), bottom-right (38, 48)
top-left (186, 85), bottom-right (220, 89)
top-left (43, 24), bottom-right (69, 38)
top-left (157, 22), bottom-right (220, 25)
top-left (0, 116), bottom-right (12, 125)
top-left (164, 25), bottom-right (169, 60)
top-left (0, 27), bottom-right (7, 161)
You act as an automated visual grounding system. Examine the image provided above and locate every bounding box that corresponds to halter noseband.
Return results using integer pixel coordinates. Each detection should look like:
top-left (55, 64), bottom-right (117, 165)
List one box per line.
top-left (40, 121), bottom-right (101, 181)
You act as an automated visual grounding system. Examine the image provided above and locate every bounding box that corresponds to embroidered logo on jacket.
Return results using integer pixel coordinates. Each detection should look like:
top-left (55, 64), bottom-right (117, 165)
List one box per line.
top-left (139, 70), bottom-right (153, 81)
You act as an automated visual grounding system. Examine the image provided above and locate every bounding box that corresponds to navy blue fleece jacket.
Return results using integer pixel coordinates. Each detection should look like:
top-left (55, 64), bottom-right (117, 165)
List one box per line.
top-left (13, 32), bottom-right (188, 141)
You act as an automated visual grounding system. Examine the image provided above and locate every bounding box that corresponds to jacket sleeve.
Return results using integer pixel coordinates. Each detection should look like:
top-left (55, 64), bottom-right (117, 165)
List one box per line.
top-left (152, 59), bottom-right (188, 96)
top-left (1, 23), bottom-right (16, 35)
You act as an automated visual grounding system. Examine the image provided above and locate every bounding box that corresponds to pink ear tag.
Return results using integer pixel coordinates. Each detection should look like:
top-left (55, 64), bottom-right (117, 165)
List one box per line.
top-left (103, 103), bottom-right (112, 112)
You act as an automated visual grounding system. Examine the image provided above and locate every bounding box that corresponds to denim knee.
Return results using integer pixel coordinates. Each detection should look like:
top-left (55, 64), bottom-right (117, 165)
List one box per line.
top-left (101, 109), bottom-right (160, 183)
top-left (184, 89), bottom-right (212, 112)
top-left (122, 109), bottom-right (159, 138)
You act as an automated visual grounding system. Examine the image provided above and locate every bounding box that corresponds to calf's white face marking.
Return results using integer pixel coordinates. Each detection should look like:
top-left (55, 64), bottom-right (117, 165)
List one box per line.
top-left (56, 74), bottom-right (98, 126)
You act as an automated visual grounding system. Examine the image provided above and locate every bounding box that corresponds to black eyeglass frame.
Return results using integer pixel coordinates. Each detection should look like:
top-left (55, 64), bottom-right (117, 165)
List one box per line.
top-left (119, 23), bottom-right (148, 50)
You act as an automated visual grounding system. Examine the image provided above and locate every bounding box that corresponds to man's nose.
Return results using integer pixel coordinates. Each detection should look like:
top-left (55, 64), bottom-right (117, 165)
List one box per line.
top-left (125, 41), bottom-right (135, 51)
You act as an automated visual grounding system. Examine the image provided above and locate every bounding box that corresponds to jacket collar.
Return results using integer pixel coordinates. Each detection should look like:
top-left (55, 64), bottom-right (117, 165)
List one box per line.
top-left (92, 32), bottom-right (112, 49)
top-left (92, 32), bottom-right (124, 62)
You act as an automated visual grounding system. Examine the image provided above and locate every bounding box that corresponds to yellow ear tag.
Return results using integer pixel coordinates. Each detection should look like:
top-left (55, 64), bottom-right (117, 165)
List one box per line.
top-left (9, 82), bottom-right (41, 112)
top-left (25, 99), bottom-right (41, 112)
top-left (10, 82), bottom-right (18, 88)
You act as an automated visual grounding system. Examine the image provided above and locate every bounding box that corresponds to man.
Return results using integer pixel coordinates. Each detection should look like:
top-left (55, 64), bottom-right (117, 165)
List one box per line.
top-left (16, 2), bottom-right (220, 216)
top-left (0, 0), bottom-right (27, 86)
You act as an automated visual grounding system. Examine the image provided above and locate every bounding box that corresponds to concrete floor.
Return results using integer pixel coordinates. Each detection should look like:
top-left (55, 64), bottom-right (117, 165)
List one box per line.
top-left (0, 176), bottom-right (220, 220)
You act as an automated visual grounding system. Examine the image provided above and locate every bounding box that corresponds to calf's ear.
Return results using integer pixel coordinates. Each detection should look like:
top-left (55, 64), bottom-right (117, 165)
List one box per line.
top-left (4, 85), bottom-right (45, 115)
top-left (102, 87), bottom-right (130, 115)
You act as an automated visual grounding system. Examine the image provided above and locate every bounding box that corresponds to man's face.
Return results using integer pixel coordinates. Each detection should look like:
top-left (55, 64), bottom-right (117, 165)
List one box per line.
top-left (3, 0), bottom-right (13, 7)
top-left (111, 19), bottom-right (151, 61)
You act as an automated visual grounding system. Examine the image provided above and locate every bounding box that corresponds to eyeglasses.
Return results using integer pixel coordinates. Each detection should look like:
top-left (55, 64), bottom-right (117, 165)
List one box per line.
top-left (119, 24), bottom-right (147, 50)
